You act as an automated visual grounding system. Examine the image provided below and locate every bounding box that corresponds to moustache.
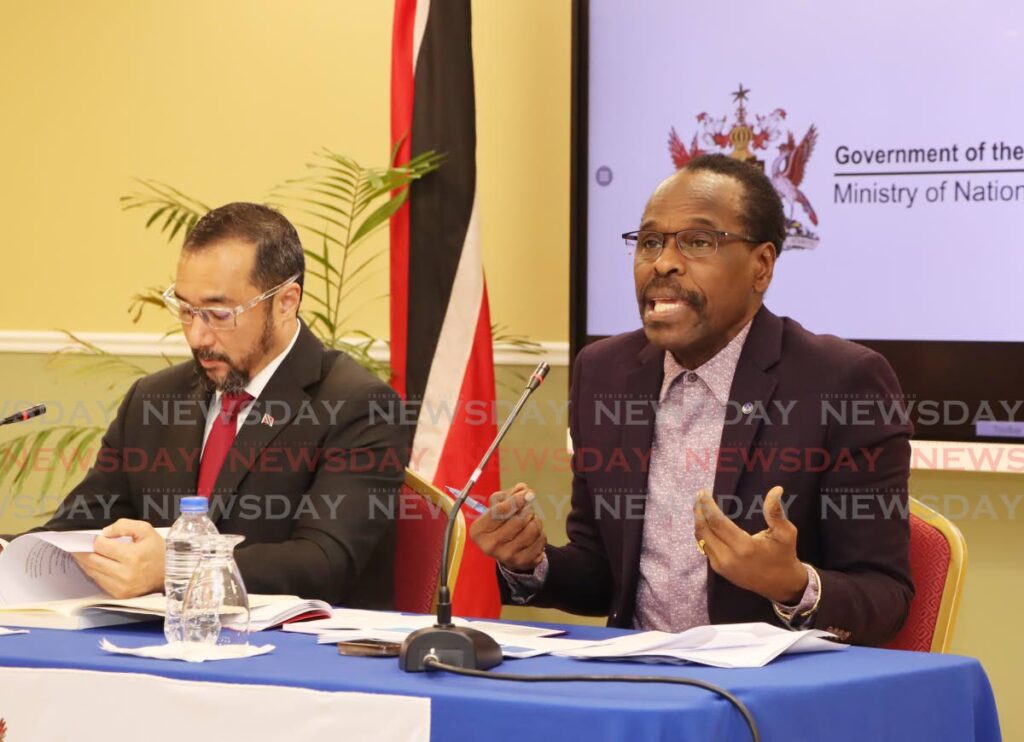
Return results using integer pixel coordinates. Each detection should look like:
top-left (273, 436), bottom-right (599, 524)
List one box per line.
top-left (193, 348), bottom-right (231, 364)
top-left (639, 279), bottom-right (706, 313)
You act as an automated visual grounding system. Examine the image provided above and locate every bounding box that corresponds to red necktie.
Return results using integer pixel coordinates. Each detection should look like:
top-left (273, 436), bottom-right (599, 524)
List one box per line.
top-left (197, 391), bottom-right (253, 498)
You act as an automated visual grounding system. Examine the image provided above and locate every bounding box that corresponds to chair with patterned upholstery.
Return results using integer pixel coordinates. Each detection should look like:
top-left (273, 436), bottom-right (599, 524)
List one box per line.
top-left (884, 497), bottom-right (967, 653)
top-left (393, 468), bottom-right (466, 614)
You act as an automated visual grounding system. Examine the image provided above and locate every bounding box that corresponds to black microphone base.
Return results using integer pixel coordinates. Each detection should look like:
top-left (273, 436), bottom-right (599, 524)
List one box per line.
top-left (399, 625), bottom-right (503, 672)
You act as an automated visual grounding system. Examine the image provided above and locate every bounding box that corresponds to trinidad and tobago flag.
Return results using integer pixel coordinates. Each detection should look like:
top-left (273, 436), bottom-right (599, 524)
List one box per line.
top-left (390, 0), bottom-right (501, 617)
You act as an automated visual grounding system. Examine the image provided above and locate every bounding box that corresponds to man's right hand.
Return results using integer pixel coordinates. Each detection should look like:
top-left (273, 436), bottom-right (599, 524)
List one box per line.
top-left (470, 482), bottom-right (546, 573)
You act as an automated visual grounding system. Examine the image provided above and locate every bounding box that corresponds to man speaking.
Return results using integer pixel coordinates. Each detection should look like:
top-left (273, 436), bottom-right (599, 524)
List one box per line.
top-left (472, 155), bottom-right (913, 646)
top-left (3, 203), bottom-right (408, 608)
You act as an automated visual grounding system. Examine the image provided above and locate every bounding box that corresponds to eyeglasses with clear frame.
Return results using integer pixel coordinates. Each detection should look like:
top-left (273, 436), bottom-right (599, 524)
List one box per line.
top-left (622, 229), bottom-right (763, 261)
top-left (161, 273), bottom-right (301, 330)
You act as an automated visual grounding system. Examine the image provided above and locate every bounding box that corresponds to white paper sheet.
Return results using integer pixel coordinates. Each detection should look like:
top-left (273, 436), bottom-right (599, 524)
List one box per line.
top-left (282, 610), bottom-right (439, 635)
top-left (31, 531), bottom-right (116, 553)
top-left (281, 609), bottom-right (564, 638)
top-left (552, 623), bottom-right (847, 668)
top-left (461, 619), bottom-right (565, 638)
top-left (313, 628), bottom-right (589, 659)
top-left (0, 533), bottom-right (103, 605)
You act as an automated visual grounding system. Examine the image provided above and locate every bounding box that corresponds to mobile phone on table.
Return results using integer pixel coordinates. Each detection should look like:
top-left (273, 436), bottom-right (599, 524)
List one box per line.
top-left (337, 640), bottom-right (401, 657)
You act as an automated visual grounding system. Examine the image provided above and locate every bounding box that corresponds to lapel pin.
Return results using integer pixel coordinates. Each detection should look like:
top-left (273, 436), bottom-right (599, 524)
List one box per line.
top-left (741, 402), bottom-right (754, 415)
top-left (261, 413), bottom-right (275, 427)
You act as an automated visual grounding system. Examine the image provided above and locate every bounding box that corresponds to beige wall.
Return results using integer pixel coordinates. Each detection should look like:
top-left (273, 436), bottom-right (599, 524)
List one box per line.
top-left (0, 0), bottom-right (569, 341)
top-left (0, 2), bottom-right (1018, 738)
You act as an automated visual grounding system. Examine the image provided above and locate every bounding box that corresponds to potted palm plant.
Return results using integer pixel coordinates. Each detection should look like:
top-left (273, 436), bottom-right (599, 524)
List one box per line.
top-left (0, 146), bottom-right (442, 495)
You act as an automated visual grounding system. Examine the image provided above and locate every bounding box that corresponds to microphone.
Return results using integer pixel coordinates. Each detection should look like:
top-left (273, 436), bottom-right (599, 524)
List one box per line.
top-left (0, 403), bottom-right (47, 427)
top-left (400, 361), bottom-right (551, 672)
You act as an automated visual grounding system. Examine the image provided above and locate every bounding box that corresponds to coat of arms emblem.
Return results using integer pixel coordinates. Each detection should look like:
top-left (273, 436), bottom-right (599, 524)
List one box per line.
top-left (668, 84), bottom-right (820, 251)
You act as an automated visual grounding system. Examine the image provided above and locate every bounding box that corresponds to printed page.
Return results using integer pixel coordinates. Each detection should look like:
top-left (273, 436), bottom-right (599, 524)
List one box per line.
top-left (0, 534), bottom-right (103, 605)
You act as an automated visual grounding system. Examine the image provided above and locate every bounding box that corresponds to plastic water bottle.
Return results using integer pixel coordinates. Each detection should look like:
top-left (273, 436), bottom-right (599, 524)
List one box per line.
top-left (164, 496), bottom-right (218, 643)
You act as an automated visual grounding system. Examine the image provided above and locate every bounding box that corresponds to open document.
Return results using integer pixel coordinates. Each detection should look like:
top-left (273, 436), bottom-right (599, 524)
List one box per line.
top-left (0, 530), bottom-right (141, 630)
top-left (0, 529), bottom-right (330, 630)
top-left (0, 530), bottom-right (111, 606)
top-left (0, 590), bottom-right (332, 632)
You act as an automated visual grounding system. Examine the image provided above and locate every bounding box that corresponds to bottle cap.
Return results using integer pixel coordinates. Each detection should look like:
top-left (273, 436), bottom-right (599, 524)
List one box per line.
top-left (179, 496), bottom-right (209, 513)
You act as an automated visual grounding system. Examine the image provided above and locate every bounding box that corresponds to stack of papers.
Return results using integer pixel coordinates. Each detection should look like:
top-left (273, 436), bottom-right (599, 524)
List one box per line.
top-left (285, 612), bottom-right (842, 667)
top-left (552, 623), bottom-right (846, 668)
top-left (283, 609), bottom-right (583, 658)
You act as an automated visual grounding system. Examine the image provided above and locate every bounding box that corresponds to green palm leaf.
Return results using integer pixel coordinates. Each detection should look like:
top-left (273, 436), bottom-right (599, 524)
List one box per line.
top-left (0, 425), bottom-right (105, 495)
top-left (272, 147), bottom-right (441, 349)
top-left (120, 179), bottom-right (209, 244)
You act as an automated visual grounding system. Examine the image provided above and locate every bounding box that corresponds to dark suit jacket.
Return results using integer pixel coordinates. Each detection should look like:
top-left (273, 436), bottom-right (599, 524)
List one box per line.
top-left (35, 323), bottom-right (409, 608)
top-left (513, 306), bottom-right (914, 646)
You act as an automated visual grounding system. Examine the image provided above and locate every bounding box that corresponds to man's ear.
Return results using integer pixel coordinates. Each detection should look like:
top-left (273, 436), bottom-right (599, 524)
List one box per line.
top-left (276, 282), bottom-right (302, 317)
top-left (752, 243), bottom-right (776, 295)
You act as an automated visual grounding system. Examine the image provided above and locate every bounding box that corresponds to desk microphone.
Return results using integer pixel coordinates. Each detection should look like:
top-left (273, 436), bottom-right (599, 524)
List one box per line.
top-left (399, 362), bottom-right (550, 672)
top-left (0, 403), bottom-right (47, 427)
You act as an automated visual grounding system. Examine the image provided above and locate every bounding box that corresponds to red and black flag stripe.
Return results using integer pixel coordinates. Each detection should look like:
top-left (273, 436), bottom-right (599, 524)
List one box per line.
top-left (390, 0), bottom-right (502, 617)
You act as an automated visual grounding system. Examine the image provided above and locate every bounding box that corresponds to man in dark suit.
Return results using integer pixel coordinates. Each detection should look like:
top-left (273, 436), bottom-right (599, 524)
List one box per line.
top-left (472, 155), bottom-right (913, 646)
top-left (5, 203), bottom-right (407, 608)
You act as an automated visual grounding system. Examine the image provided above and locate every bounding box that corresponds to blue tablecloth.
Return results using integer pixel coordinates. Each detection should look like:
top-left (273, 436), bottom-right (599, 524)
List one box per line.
top-left (0, 620), bottom-right (1000, 741)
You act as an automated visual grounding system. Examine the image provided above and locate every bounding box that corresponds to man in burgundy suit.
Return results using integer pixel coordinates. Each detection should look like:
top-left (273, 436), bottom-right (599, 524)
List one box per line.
top-left (472, 155), bottom-right (913, 646)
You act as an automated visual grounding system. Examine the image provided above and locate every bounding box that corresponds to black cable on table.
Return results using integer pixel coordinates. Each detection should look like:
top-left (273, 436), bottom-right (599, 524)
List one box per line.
top-left (422, 657), bottom-right (760, 742)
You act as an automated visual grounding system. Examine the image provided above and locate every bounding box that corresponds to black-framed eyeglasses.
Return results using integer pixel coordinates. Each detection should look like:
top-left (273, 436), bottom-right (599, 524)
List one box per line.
top-left (622, 229), bottom-right (763, 261)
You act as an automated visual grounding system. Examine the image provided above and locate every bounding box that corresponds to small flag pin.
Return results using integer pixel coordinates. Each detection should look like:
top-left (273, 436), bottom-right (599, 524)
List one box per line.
top-left (261, 413), bottom-right (275, 427)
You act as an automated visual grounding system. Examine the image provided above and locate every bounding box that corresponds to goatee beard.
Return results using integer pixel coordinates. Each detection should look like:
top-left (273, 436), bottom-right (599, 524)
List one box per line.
top-left (192, 354), bottom-right (250, 394)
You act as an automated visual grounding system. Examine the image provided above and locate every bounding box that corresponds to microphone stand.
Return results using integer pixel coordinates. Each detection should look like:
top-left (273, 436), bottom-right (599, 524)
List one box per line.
top-left (400, 363), bottom-right (550, 672)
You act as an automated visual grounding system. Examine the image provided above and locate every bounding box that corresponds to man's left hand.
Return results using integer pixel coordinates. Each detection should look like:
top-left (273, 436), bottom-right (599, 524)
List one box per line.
top-left (694, 486), bottom-right (808, 604)
top-left (72, 519), bottom-right (165, 599)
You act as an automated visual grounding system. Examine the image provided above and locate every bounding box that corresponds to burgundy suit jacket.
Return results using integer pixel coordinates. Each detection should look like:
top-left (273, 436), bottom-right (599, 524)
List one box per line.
top-left (515, 306), bottom-right (914, 647)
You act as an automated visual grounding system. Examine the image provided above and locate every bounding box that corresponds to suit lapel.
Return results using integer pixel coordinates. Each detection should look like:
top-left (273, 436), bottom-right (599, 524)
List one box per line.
top-left (619, 340), bottom-right (664, 604)
top-left (713, 306), bottom-right (783, 501)
top-left (209, 325), bottom-right (326, 512)
top-left (706, 307), bottom-right (782, 619)
top-left (157, 376), bottom-right (208, 507)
